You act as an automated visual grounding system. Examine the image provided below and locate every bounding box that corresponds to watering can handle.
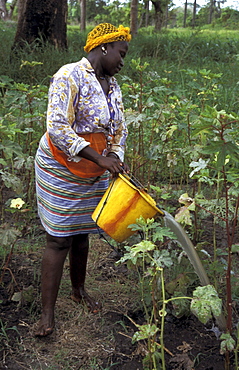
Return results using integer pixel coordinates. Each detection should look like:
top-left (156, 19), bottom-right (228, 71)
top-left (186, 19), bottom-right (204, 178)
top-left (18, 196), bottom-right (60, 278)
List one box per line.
top-left (117, 172), bottom-right (165, 216)
top-left (119, 171), bottom-right (145, 190)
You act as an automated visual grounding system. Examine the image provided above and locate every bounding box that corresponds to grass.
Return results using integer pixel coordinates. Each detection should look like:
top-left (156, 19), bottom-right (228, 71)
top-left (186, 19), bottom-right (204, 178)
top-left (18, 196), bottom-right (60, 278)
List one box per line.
top-left (1, 21), bottom-right (238, 114)
top-left (1, 21), bottom-right (239, 91)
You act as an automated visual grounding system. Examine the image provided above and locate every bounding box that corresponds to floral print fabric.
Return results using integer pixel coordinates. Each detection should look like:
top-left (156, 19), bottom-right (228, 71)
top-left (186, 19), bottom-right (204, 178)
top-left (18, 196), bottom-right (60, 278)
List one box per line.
top-left (47, 57), bottom-right (127, 162)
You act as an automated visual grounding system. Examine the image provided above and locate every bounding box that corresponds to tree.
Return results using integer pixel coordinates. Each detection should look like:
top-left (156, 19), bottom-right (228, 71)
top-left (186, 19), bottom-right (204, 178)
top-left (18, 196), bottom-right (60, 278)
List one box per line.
top-left (0, 0), bottom-right (7, 19)
top-left (183, 0), bottom-right (188, 27)
top-left (139, 0), bottom-right (150, 28)
top-left (152, 0), bottom-right (172, 30)
top-left (151, 0), bottom-right (163, 29)
top-left (8, 0), bottom-right (17, 19)
top-left (192, 0), bottom-right (197, 27)
top-left (208, 0), bottom-right (215, 23)
top-left (12, 0), bottom-right (68, 50)
top-left (130, 0), bottom-right (138, 36)
top-left (86, 0), bottom-right (108, 23)
top-left (79, 0), bottom-right (86, 30)
top-left (0, 0), bottom-right (17, 20)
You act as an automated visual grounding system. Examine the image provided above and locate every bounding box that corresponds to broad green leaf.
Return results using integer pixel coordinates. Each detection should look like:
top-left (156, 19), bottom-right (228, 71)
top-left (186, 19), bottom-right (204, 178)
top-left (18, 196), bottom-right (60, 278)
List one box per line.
top-left (0, 140), bottom-right (23, 159)
top-left (166, 273), bottom-right (191, 294)
top-left (171, 291), bottom-right (190, 318)
top-left (175, 206), bottom-right (192, 226)
top-left (0, 227), bottom-right (21, 246)
top-left (190, 285), bottom-right (222, 324)
top-left (0, 170), bottom-right (23, 193)
top-left (116, 241), bottom-right (155, 266)
top-left (231, 244), bottom-right (239, 253)
top-left (132, 324), bottom-right (159, 343)
top-left (153, 250), bottom-right (173, 268)
top-left (130, 241), bottom-right (155, 256)
top-left (152, 227), bottom-right (176, 243)
top-left (220, 333), bottom-right (235, 354)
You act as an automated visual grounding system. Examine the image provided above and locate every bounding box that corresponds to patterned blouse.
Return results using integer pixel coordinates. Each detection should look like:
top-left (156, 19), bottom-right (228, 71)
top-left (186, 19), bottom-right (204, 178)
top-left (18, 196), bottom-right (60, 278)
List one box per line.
top-left (47, 57), bottom-right (128, 162)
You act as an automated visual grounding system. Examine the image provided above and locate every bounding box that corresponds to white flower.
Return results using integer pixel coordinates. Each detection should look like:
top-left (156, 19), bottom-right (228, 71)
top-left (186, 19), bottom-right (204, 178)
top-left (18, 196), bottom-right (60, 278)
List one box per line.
top-left (10, 198), bottom-right (25, 209)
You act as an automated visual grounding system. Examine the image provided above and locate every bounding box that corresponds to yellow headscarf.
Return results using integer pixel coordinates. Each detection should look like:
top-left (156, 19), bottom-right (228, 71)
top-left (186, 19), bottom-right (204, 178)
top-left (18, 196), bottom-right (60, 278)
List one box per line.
top-left (84, 23), bottom-right (131, 53)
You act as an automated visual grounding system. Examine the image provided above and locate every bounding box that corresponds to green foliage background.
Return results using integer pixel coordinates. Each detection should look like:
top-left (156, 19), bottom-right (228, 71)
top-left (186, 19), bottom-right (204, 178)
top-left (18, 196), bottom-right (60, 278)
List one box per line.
top-left (0, 21), bottom-right (239, 306)
top-left (1, 19), bottom-right (239, 368)
top-left (1, 20), bottom-right (239, 204)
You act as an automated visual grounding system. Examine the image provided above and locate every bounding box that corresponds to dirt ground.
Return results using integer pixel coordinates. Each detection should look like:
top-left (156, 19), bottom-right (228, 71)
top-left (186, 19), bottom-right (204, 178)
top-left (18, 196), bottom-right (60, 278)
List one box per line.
top-left (0, 220), bottom-right (237, 370)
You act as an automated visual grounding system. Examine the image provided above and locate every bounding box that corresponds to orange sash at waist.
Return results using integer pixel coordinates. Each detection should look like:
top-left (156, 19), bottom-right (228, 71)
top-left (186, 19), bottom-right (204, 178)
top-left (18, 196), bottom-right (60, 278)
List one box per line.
top-left (46, 132), bottom-right (107, 178)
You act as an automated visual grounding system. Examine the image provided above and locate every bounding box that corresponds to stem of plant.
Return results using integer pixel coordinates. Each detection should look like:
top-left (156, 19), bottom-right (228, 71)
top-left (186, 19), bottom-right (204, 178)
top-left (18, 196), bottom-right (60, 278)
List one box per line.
top-left (223, 170), bottom-right (232, 335)
top-left (159, 267), bottom-right (166, 370)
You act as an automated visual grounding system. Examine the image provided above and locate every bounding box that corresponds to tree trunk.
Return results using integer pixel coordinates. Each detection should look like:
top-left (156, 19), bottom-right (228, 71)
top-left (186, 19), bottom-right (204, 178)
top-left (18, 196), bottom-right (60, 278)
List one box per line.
top-left (208, 0), bottom-right (214, 24)
top-left (130, 0), bottom-right (138, 37)
top-left (12, 0), bottom-right (68, 50)
top-left (8, 0), bottom-right (18, 19)
top-left (216, 1), bottom-right (221, 18)
top-left (80, 0), bottom-right (86, 31)
top-left (151, 0), bottom-right (163, 31)
top-left (183, 0), bottom-right (187, 28)
top-left (164, 5), bottom-right (168, 28)
top-left (0, 0), bottom-right (7, 20)
top-left (192, 0), bottom-right (197, 28)
top-left (139, 0), bottom-right (149, 28)
top-left (145, 0), bottom-right (149, 27)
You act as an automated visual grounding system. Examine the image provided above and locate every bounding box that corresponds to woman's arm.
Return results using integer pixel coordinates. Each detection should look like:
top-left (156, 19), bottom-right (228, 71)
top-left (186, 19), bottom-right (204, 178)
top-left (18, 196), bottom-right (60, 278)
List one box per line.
top-left (79, 146), bottom-right (124, 175)
top-left (47, 72), bottom-right (91, 160)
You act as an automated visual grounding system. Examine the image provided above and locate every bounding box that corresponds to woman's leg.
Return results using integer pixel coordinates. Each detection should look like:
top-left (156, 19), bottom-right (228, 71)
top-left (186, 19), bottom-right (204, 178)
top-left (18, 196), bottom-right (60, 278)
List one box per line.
top-left (35, 233), bottom-right (72, 337)
top-left (69, 234), bottom-right (101, 312)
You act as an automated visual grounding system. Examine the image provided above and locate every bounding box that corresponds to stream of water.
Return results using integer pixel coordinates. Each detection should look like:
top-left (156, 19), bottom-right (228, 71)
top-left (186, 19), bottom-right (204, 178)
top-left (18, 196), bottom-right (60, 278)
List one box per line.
top-left (163, 211), bottom-right (210, 286)
top-left (163, 211), bottom-right (226, 331)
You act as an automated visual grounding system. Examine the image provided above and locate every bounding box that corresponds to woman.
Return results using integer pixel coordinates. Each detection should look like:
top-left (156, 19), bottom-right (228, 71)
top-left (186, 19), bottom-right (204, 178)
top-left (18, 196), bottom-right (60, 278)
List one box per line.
top-left (34, 23), bottom-right (131, 337)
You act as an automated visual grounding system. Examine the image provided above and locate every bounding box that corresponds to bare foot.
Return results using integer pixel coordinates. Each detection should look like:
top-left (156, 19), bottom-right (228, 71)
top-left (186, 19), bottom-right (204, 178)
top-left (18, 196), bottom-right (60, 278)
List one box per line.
top-left (71, 287), bottom-right (102, 313)
top-left (35, 311), bottom-right (55, 337)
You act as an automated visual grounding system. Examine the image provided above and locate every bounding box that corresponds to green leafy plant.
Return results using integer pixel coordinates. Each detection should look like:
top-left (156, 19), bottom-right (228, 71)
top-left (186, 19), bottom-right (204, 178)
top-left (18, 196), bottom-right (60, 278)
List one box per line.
top-left (0, 318), bottom-right (19, 348)
top-left (117, 217), bottom-right (223, 370)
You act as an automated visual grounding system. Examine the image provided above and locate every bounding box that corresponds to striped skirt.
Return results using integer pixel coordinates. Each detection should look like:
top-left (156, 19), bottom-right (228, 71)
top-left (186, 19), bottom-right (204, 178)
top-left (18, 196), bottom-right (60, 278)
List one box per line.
top-left (35, 133), bottom-right (110, 237)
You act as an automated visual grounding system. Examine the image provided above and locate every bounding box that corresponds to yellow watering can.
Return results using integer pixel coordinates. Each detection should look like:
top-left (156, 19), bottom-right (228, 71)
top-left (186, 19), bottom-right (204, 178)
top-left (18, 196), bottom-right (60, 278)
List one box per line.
top-left (92, 173), bottom-right (165, 243)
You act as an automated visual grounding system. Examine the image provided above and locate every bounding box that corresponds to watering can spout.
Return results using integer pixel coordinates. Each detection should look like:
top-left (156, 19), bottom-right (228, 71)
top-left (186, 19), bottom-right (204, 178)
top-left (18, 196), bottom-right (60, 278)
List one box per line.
top-left (156, 204), bottom-right (165, 217)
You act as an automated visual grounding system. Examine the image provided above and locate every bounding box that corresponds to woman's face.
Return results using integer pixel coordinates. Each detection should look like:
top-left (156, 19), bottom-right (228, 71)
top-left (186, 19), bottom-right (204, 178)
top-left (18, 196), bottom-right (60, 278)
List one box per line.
top-left (102, 41), bottom-right (128, 77)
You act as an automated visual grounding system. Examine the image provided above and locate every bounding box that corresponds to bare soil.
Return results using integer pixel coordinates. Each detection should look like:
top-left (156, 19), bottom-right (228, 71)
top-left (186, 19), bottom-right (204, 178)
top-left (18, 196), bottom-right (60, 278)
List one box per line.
top-left (0, 220), bottom-right (236, 370)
